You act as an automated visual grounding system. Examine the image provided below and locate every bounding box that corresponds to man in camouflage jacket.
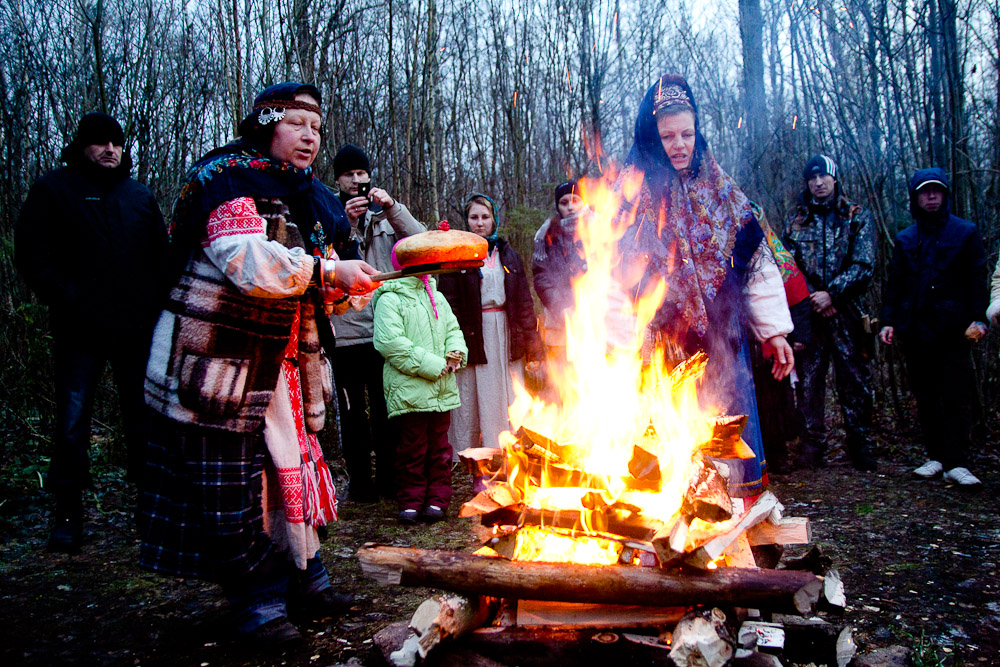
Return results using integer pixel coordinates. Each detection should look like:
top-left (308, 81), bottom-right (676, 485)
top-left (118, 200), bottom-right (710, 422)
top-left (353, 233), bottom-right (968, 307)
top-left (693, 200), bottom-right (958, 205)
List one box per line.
top-left (782, 155), bottom-right (877, 471)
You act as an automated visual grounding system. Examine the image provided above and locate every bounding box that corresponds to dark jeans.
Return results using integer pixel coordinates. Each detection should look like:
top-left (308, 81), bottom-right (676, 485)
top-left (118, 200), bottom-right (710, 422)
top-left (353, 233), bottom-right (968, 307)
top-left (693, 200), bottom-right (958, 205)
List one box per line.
top-left (394, 411), bottom-right (453, 512)
top-left (795, 311), bottom-right (873, 461)
top-left (49, 325), bottom-right (153, 496)
top-left (222, 551), bottom-right (330, 633)
top-left (900, 338), bottom-right (974, 470)
top-left (333, 343), bottom-right (396, 499)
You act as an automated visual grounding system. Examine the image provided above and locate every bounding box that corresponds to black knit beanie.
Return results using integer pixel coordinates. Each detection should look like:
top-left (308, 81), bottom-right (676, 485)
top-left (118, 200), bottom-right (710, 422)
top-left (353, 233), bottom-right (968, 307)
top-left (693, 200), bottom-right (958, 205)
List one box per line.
top-left (75, 112), bottom-right (125, 147)
top-left (554, 180), bottom-right (579, 208)
top-left (803, 154), bottom-right (838, 180)
top-left (333, 144), bottom-right (371, 178)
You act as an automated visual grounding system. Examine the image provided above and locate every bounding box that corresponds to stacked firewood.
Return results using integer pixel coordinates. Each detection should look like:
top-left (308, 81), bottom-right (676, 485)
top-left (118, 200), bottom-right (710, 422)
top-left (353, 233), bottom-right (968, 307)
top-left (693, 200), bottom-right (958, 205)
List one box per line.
top-left (358, 399), bottom-right (853, 665)
top-left (458, 421), bottom-right (808, 572)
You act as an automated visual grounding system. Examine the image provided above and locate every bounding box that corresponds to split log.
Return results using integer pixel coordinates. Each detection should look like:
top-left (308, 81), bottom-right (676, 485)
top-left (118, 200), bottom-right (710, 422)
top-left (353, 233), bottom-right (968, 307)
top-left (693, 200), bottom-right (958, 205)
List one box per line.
top-left (458, 447), bottom-right (503, 477)
top-left (772, 614), bottom-right (856, 667)
top-left (747, 517), bottom-right (811, 546)
top-left (699, 415), bottom-right (756, 459)
top-left (684, 491), bottom-right (779, 569)
top-left (358, 544), bottom-right (824, 614)
top-left (409, 594), bottom-right (497, 658)
top-left (374, 621), bottom-right (507, 667)
top-left (681, 454), bottom-right (733, 522)
top-left (459, 484), bottom-right (522, 518)
top-left (650, 513), bottom-right (691, 564)
top-left (669, 608), bottom-right (735, 667)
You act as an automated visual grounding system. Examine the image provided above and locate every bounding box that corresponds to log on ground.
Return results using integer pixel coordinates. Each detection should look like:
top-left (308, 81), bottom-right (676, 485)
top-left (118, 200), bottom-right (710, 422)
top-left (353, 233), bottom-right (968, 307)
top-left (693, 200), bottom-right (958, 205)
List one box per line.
top-left (357, 544), bottom-right (823, 614)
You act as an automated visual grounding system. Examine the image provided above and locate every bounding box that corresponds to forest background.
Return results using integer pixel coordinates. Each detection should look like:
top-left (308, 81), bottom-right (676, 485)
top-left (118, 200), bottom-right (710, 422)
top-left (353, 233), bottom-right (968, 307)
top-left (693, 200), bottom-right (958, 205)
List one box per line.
top-left (1, 0), bottom-right (999, 478)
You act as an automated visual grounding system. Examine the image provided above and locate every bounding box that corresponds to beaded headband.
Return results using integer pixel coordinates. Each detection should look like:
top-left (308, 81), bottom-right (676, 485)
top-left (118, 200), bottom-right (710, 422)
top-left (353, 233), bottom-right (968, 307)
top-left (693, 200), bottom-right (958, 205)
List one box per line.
top-left (253, 99), bottom-right (322, 125)
top-left (653, 83), bottom-right (694, 113)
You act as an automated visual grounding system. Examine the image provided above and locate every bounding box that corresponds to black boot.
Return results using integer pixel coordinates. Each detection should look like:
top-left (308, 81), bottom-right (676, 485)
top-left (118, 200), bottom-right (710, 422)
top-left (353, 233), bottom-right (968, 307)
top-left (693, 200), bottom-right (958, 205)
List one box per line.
top-left (848, 441), bottom-right (878, 472)
top-left (48, 489), bottom-right (83, 553)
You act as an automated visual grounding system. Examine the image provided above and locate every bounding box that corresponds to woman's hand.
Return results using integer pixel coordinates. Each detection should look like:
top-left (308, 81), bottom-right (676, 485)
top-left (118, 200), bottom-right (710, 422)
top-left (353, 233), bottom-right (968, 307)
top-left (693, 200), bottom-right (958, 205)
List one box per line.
top-left (762, 335), bottom-right (795, 381)
top-left (331, 259), bottom-right (382, 294)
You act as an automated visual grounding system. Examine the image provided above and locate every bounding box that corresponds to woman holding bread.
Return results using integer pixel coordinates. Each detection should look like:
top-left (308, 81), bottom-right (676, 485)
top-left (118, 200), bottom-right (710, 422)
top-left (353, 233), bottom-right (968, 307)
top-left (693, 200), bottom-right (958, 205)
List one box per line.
top-left (139, 82), bottom-right (380, 645)
top-left (437, 195), bottom-right (543, 478)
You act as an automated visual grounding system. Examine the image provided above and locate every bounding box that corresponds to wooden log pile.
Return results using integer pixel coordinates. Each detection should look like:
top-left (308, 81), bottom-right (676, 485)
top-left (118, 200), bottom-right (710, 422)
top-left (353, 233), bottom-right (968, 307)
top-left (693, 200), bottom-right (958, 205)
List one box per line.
top-left (360, 369), bottom-right (850, 666)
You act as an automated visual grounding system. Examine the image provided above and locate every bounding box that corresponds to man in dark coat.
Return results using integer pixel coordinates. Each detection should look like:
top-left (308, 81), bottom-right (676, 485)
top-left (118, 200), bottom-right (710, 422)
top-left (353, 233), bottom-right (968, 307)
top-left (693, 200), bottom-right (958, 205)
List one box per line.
top-left (15, 112), bottom-right (168, 552)
top-left (782, 155), bottom-right (877, 471)
top-left (879, 168), bottom-right (987, 487)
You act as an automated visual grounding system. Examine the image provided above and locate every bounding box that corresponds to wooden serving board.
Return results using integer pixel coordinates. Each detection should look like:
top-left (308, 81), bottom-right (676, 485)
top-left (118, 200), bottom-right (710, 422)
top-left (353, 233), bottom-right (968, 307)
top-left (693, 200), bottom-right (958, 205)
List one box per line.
top-left (372, 259), bottom-right (484, 282)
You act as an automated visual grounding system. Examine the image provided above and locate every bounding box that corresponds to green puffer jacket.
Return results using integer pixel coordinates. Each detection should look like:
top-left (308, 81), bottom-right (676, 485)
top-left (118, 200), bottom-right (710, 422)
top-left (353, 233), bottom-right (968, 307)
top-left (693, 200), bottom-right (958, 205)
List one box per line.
top-left (372, 277), bottom-right (468, 418)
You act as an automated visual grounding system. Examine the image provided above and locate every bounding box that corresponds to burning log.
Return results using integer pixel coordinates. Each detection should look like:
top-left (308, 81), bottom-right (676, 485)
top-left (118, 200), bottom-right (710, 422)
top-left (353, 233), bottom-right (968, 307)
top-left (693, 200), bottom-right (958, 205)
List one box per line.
top-left (357, 544), bottom-right (824, 614)
top-left (458, 447), bottom-right (503, 477)
top-left (478, 505), bottom-right (665, 542)
top-left (699, 415), bottom-right (756, 459)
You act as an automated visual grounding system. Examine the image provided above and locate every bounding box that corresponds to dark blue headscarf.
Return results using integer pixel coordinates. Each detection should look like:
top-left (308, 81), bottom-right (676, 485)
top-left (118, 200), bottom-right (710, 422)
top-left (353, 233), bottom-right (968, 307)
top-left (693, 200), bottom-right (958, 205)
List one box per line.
top-left (169, 82), bottom-right (357, 275)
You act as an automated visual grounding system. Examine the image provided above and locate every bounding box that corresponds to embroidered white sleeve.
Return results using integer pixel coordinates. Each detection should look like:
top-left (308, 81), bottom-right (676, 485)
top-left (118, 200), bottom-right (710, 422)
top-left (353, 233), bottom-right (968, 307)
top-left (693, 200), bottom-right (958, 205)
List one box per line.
top-left (743, 240), bottom-right (794, 342)
top-left (203, 198), bottom-right (314, 298)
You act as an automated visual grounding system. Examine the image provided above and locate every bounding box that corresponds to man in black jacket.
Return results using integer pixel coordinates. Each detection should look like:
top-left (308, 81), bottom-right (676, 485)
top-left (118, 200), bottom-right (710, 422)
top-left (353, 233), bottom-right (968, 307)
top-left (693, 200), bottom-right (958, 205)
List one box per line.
top-left (879, 168), bottom-right (987, 487)
top-left (16, 113), bottom-right (168, 551)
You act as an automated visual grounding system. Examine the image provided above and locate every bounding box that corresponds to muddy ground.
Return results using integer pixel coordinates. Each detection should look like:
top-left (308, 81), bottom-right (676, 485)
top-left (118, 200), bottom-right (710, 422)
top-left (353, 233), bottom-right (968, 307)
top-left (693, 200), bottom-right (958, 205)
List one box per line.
top-left (2, 416), bottom-right (999, 667)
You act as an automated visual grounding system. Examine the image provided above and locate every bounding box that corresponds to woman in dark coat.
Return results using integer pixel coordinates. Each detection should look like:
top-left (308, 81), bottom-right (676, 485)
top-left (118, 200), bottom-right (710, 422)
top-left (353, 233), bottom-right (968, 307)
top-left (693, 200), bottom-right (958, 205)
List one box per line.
top-left (437, 194), bottom-right (542, 466)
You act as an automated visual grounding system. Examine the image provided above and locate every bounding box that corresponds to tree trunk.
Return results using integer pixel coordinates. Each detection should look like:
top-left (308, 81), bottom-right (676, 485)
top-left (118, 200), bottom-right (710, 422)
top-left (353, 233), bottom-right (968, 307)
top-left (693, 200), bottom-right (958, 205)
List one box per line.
top-left (738, 0), bottom-right (766, 195)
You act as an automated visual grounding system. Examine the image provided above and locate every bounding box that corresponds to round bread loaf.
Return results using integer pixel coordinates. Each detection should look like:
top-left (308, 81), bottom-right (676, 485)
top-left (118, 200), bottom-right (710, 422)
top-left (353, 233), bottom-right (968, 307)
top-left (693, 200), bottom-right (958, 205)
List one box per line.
top-left (394, 230), bottom-right (488, 268)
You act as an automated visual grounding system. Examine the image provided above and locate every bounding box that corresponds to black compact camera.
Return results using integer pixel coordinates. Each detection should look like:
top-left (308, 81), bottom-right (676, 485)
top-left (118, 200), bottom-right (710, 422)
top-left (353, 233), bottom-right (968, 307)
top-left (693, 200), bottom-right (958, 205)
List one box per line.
top-left (357, 181), bottom-right (371, 198)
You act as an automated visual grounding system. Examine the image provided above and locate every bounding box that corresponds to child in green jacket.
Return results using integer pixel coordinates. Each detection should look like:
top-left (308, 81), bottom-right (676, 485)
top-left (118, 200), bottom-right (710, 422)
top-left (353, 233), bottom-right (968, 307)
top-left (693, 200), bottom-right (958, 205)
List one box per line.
top-left (372, 249), bottom-right (467, 524)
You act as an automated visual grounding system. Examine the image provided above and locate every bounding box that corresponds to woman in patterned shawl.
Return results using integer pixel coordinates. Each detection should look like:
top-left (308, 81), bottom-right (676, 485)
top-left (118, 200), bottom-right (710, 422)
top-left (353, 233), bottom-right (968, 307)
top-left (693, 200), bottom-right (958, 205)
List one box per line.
top-left (618, 74), bottom-right (795, 498)
top-left (140, 83), bottom-right (380, 646)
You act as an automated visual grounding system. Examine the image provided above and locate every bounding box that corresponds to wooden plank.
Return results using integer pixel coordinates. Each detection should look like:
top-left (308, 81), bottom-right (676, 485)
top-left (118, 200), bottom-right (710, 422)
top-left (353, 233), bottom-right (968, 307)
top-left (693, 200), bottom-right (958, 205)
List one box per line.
top-left (516, 600), bottom-right (686, 628)
top-left (746, 517), bottom-right (811, 546)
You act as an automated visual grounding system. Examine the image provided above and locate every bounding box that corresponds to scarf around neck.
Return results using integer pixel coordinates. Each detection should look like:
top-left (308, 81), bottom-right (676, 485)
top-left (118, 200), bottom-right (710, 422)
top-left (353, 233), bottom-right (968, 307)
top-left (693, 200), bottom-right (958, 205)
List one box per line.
top-left (170, 140), bottom-right (354, 260)
top-left (619, 151), bottom-right (759, 343)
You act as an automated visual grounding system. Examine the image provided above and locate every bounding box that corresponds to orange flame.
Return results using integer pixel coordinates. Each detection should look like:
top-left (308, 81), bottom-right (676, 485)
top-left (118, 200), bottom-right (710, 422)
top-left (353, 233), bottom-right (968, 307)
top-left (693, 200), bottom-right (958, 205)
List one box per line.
top-left (500, 166), bottom-right (719, 563)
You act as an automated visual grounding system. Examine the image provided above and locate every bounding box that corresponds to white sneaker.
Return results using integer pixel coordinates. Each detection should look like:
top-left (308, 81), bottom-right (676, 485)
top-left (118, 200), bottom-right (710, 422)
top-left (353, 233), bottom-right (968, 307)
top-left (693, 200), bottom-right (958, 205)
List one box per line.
top-left (942, 467), bottom-right (982, 486)
top-left (912, 460), bottom-right (943, 478)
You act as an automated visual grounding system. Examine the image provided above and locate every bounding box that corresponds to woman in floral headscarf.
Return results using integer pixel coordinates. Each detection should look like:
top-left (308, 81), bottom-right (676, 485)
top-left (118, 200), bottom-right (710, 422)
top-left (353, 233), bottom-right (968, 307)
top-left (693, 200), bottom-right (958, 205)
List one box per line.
top-left (618, 74), bottom-right (795, 497)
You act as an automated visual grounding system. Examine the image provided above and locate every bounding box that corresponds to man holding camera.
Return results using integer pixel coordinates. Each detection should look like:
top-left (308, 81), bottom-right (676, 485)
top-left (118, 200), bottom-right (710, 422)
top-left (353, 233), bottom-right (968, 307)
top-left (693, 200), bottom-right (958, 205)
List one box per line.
top-left (330, 144), bottom-right (425, 502)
